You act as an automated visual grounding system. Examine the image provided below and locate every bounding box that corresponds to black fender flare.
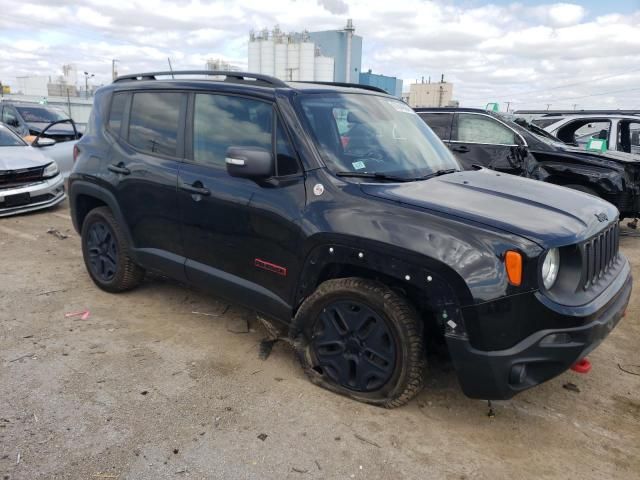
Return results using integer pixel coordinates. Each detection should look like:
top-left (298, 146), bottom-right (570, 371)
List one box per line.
top-left (292, 235), bottom-right (473, 337)
top-left (69, 180), bottom-right (134, 247)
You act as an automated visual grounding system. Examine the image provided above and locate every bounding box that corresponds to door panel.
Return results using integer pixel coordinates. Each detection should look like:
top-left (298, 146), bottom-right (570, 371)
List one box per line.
top-left (451, 113), bottom-right (524, 175)
top-left (110, 91), bottom-right (186, 278)
top-left (179, 93), bottom-right (306, 315)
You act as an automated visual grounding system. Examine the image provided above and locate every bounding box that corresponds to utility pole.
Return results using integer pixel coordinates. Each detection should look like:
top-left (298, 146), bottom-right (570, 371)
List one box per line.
top-left (572, 103), bottom-right (578, 110)
top-left (83, 71), bottom-right (95, 99)
top-left (546, 103), bottom-right (552, 111)
top-left (505, 101), bottom-right (512, 113)
top-left (112, 59), bottom-right (119, 81)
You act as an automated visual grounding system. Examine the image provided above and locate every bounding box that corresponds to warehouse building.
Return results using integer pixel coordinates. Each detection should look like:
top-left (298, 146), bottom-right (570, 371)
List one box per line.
top-left (359, 69), bottom-right (402, 97)
top-left (408, 77), bottom-right (454, 108)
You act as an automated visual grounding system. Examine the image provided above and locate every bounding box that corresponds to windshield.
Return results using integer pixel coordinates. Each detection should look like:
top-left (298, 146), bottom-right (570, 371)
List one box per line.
top-left (0, 127), bottom-right (26, 146)
top-left (16, 106), bottom-right (68, 123)
top-left (298, 94), bottom-right (459, 179)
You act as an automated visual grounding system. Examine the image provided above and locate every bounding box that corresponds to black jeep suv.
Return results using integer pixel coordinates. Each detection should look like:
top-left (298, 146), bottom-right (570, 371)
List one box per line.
top-left (416, 107), bottom-right (640, 219)
top-left (69, 71), bottom-right (631, 406)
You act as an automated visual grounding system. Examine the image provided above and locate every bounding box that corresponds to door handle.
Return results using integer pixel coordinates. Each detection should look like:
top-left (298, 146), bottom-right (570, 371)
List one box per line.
top-left (108, 163), bottom-right (131, 175)
top-left (180, 182), bottom-right (211, 197)
top-left (450, 145), bottom-right (469, 153)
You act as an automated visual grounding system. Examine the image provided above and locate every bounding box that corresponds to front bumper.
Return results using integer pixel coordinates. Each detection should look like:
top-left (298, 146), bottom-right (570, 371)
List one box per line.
top-left (447, 260), bottom-right (632, 400)
top-left (0, 174), bottom-right (66, 217)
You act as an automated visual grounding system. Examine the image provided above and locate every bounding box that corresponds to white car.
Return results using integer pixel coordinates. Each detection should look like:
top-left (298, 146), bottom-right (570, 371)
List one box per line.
top-left (0, 123), bottom-right (66, 217)
top-left (542, 114), bottom-right (640, 156)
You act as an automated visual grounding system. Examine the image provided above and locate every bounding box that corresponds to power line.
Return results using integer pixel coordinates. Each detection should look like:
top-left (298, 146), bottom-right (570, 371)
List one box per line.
top-left (546, 86), bottom-right (640, 102)
top-left (504, 66), bottom-right (640, 99)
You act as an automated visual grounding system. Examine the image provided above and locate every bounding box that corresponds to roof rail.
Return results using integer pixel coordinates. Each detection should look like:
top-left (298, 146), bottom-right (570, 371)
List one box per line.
top-left (113, 70), bottom-right (288, 87)
top-left (296, 81), bottom-right (389, 94)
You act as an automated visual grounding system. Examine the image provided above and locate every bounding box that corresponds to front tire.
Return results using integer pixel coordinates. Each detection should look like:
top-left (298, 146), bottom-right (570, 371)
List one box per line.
top-left (294, 278), bottom-right (426, 408)
top-left (81, 206), bottom-right (145, 293)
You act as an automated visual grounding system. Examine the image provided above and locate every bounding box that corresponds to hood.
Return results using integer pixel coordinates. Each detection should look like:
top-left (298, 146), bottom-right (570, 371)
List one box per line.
top-left (360, 169), bottom-right (618, 247)
top-left (0, 145), bottom-right (54, 171)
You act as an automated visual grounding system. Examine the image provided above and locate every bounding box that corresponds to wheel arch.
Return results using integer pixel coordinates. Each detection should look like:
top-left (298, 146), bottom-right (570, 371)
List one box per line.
top-left (69, 180), bottom-right (134, 247)
top-left (292, 238), bottom-right (472, 339)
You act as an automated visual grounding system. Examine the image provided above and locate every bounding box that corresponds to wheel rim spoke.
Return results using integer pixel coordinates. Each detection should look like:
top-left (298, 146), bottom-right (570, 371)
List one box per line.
top-left (311, 299), bottom-right (396, 393)
top-left (85, 221), bottom-right (118, 282)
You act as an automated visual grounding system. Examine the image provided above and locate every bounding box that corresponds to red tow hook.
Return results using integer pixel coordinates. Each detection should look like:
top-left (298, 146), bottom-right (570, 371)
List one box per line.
top-left (571, 358), bottom-right (592, 374)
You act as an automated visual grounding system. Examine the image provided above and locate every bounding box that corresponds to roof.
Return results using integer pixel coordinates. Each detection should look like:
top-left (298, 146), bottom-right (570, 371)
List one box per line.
top-left (413, 107), bottom-right (491, 114)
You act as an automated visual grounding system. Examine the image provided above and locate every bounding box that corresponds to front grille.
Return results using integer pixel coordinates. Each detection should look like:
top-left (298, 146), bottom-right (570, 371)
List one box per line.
top-left (0, 166), bottom-right (44, 189)
top-left (581, 222), bottom-right (620, 290)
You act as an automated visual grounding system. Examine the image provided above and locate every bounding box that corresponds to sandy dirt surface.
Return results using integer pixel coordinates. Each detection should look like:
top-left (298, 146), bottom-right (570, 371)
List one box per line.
top-left (1, 200), bottom-right (639, 480)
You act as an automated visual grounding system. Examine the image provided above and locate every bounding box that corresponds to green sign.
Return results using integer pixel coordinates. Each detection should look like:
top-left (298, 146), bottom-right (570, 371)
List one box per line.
top-left (586, 138), bottom-right (607, 152)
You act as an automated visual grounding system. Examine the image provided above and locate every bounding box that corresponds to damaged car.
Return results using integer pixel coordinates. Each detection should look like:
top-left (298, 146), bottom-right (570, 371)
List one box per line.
top-left (541, 113), bottom-right (640, 156)
top-left (416, 107), bottom-right (640, 219)
top-left (70, 71), bottom-right (630, 406)
top-left (0, 123), bottom-right (65, 217)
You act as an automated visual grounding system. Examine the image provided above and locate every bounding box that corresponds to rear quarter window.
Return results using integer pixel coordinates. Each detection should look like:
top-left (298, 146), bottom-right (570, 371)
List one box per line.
top-left (417, 112), bottom-right (453, 141)
top-left (107, 92), bottom-right (128, 135)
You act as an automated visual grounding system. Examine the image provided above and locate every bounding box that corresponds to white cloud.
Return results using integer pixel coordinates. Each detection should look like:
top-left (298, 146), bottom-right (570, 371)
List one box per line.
top-left (0, 0), bottom-right (639, 109)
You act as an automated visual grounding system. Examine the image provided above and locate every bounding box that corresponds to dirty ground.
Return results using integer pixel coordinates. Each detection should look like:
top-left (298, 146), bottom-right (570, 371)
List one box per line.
top-left (1, 201), bottom-right (639, 479)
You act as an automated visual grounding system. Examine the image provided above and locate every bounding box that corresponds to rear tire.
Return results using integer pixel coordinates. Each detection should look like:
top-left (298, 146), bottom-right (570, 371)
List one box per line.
top-left (81, 206), bottom-right (145, 293)
top-left (294, 277), bottom-right (426, 408)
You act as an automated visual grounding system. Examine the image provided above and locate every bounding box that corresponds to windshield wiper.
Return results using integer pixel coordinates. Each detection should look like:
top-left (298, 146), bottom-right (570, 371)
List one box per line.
top-left (335, 171), bottom-right (416, 182)
top-left (414, 168), bottom-right (459, 181)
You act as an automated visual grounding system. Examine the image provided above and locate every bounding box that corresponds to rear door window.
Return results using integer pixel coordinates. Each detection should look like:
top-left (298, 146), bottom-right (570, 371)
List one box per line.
top-left (453, 113), bottom-right (517, 145)
top-left (416, 112), bottom-right (453, 141)
top-left (128, 92), bottom-right (184, 157)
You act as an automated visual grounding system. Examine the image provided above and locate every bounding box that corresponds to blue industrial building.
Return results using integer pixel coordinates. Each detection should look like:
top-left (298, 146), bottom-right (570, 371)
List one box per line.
top-left (359, 70), bottom-right (403, 97)
top-left (309, 20), bottom-right (362, 83)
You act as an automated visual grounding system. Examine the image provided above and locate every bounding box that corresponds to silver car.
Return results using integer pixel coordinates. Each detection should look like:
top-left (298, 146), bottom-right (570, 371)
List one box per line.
top-left (0, 124), bottom-right (65, 217)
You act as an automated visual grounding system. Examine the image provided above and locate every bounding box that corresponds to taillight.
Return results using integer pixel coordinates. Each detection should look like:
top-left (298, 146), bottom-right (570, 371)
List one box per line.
top-left (73, 144), bottom-right (80, 162)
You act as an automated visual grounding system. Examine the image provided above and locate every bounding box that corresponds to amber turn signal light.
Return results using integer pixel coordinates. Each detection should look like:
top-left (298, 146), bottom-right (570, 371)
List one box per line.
top-left (505, 250), bottom-right (522, 286)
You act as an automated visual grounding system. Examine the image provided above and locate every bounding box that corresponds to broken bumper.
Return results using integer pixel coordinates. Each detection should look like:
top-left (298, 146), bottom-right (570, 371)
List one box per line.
top-left (446, 260), bottom-right (632, 400)
top-left (0, 174), bottom-right (66, 217)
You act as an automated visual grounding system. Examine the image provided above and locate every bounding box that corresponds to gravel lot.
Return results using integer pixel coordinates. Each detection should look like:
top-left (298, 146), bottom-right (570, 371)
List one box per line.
top-left (1, 200), bottom-right (639, 480)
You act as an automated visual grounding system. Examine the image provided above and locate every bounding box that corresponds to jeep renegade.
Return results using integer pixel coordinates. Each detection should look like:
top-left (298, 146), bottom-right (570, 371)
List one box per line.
top-left (69, 71), bottom-right (632, 407)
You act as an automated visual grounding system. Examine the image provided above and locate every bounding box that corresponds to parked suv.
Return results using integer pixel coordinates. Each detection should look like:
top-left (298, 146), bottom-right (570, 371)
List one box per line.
top-left (416, 107), bottom-right (640, 219)
top-left (69, 71), bottom-right (631, 406)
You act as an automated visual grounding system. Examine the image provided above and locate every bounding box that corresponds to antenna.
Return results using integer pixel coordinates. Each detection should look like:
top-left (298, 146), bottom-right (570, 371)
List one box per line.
top-left (167, 58), bottom-right (175, 79)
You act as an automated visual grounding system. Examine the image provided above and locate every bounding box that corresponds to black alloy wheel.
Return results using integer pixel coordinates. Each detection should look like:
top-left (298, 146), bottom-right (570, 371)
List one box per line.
top-left (86, 221), bottom-right (118, 282)
top-left (312, 300), bottom-right (396, 392)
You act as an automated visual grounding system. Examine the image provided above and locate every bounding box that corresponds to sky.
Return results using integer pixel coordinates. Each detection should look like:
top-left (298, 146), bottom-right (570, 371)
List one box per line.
top-left (1, 0), bottom-right (640, 110)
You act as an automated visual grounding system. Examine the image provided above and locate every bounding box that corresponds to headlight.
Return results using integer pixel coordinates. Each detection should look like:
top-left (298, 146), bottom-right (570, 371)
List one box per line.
top-left (541, 248), bottom-right (560, 289)
top-left (43, 162), bottom-right (59, 178)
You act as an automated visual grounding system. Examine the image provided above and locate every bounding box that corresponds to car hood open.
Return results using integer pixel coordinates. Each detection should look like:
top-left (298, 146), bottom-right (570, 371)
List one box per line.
top-left (0, 146), bottom-right (53, 171)
top-left (359, 169), bottom-right (619, 247)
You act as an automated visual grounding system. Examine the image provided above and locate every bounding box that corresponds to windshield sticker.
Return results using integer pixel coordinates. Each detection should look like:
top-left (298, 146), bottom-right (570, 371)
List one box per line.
top-left (387, 101), bottom-right (414, 114)
top-left (352, 161), bottom-right (366, 170)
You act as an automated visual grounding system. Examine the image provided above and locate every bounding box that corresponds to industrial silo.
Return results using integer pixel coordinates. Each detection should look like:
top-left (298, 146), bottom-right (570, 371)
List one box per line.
top-left (260, 33), bottom-right (275, 76)
top-left (286, 41), bottom-right (300, 81)
top-left (274, 40), bottom-right (287, 80)
top-left (314, 55), bottom-right (334, 82)
top-left (248, 35), bottom-right (261, 73)
top-left (299, 40), bottom-right (315, 81)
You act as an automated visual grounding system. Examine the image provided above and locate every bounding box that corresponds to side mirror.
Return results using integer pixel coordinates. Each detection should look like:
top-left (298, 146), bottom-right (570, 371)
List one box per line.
top-left (32, 137), bottom-right (56, 147)
top-left (225, 146), bottom-right (274, 179)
